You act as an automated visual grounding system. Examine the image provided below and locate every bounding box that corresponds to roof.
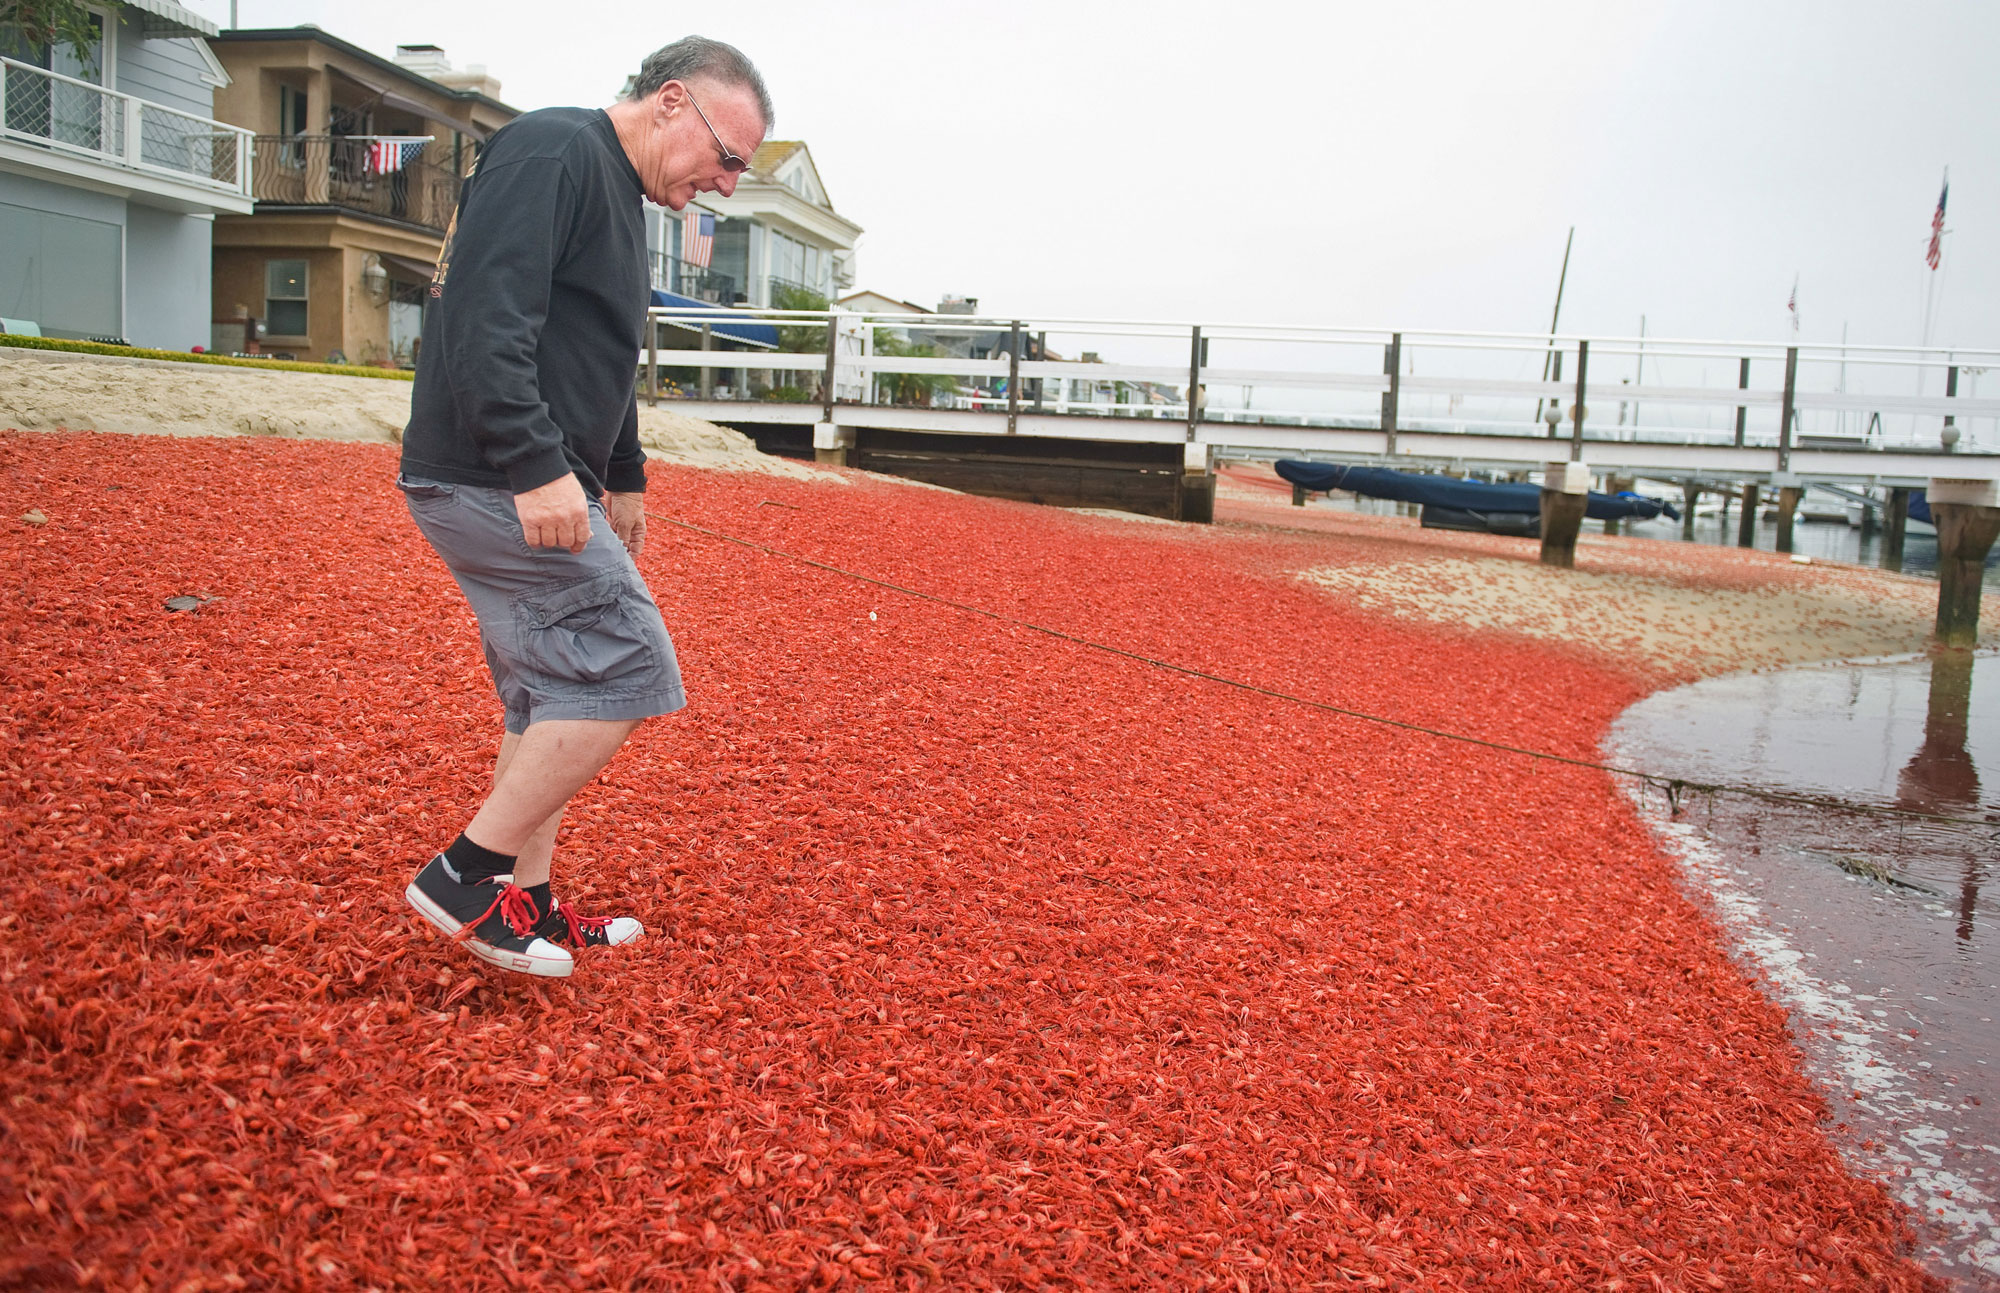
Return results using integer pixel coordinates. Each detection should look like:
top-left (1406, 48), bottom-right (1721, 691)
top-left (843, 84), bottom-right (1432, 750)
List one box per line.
top-left (838, 290), bottom-right (928, 315)
top-left (749, 141), bottom-right (803, 173)
top-left (213, 27), bottom-right (519, 119)
top-left (118, 0), bottom-right (216, 39)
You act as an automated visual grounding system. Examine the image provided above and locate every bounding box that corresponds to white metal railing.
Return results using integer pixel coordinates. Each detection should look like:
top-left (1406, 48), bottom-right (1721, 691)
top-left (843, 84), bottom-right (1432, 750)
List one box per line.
top-left (642, 306), bottom-right (2000, 460)
top-left (0, 56), bottom-right (253, 196)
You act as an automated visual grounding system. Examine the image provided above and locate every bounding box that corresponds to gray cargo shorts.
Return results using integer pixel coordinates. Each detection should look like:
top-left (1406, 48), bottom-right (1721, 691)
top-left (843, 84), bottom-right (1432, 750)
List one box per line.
top-left (398, 474), bottom-right (687, 734)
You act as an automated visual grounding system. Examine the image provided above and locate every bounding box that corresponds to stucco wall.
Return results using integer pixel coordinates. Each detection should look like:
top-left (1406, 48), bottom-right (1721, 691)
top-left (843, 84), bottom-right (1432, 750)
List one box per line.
top-left (123, 207), bottom-right (212, 350)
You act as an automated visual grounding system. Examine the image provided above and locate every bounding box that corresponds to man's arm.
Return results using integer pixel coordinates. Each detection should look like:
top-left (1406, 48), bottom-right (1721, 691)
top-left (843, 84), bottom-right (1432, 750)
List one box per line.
top-left (437, 157), bottom-right (582, 501)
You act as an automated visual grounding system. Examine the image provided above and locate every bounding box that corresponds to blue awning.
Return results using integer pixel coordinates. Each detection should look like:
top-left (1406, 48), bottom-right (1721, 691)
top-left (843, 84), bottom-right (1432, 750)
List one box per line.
top-left (649, 290), bottom-right (779, 350)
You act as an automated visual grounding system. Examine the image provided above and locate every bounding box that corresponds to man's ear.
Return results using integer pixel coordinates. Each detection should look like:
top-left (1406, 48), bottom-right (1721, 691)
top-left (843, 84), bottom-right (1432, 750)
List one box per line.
top-left (653, 81), bottom-right (683, 121)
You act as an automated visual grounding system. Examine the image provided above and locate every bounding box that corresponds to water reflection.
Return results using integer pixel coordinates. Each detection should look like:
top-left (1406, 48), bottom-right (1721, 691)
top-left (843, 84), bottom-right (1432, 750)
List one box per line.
top-left (1897, 653), bottom-right (1986, 942)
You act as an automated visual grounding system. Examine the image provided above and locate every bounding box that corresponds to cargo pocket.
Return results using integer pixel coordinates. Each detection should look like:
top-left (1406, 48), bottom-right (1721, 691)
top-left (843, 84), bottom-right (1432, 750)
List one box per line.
top-left (515, 572), bottom-right (656, 694)
top-left (396, 475), bottom-right (458, 510)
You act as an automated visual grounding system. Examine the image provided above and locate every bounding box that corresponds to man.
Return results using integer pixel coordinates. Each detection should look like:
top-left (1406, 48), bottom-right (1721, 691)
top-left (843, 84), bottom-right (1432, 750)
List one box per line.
top-left (398, 37), bottom-right (772, 978)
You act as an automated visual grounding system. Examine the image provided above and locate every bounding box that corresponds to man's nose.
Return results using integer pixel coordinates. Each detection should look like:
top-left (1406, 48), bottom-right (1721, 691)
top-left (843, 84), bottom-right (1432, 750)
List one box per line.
top-left (717, 171), bottom-right (739, 198)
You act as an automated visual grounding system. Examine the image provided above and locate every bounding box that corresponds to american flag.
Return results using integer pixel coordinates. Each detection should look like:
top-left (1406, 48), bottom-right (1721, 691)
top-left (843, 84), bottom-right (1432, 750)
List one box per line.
top-left (1926, 171), bottom-right (1949, 270)
top-left (683, 210), bottom-right (715, 268)
top-left (368, 138), bottom-right (428, 174)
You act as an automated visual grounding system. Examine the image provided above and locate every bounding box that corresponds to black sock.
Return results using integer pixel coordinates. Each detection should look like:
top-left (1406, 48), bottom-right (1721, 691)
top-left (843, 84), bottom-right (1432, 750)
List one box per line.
top-left (524, 882), bottom-right (552, 921)
top-left (443, 833), bottom-right (516, 884)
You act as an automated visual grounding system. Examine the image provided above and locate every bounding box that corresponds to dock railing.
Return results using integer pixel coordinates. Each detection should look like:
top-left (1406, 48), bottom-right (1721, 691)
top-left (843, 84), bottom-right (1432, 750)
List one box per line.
top-left (641, 305), bottom-right (2000, 475)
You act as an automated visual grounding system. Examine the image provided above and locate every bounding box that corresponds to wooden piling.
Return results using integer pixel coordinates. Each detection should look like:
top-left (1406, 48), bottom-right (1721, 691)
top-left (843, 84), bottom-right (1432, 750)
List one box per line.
top-left (1292, 481), bottom-right (1309, 507)
top-left (1932, 503), bottom-right (2000, 648)
top-left (1539, 490), bottom-right (1588, 568)
top-left (1737, 483), bottom-right (1760, 548)
top-left (1681, 481), bottom-right (1701, 539)
top-left (1774, 485), bottom-right (1802, 554)
top-left (1882, 487), bottom-right (1910, 572)
top-left (1602, 474), bottom-right (1631, 535)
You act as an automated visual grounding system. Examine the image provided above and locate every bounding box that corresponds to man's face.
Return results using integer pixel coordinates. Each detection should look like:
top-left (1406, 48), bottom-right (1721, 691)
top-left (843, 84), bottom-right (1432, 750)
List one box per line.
top-left (647, 78), bottom-right (763, 210)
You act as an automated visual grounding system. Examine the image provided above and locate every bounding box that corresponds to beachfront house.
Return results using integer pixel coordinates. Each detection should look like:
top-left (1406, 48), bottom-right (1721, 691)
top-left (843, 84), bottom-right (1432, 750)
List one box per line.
top-left (1, 1), bottom-right (253, 348)
top-left (646, 140), bottom-right (861, 312)
top-left (206, 29), bottom-right (517, 365)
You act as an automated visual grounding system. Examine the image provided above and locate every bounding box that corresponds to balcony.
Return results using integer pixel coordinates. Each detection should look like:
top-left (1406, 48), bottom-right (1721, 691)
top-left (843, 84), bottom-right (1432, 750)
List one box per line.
top-left (249, 135), bottom-right (461, 233)
top-left (651, 251), bottom-right (737, 305)
top-left (0, 56), bottom-right (252, 201)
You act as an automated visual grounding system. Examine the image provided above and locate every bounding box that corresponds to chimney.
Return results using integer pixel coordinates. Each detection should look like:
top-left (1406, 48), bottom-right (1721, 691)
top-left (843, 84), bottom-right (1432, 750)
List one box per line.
top-left (393, 44), bottom-right (451, 75)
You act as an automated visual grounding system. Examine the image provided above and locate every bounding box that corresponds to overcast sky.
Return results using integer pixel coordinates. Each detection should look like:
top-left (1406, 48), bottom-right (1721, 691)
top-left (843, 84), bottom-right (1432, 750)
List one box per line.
top-left (189, 0), bottom-right (1997, 355)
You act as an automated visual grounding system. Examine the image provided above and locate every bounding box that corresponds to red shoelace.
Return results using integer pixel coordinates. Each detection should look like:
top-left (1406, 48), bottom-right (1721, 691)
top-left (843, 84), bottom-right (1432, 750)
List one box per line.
top-left (453, 882), bottom-right (541, 942)
top-left (554, 900), bottom-right (612, 943)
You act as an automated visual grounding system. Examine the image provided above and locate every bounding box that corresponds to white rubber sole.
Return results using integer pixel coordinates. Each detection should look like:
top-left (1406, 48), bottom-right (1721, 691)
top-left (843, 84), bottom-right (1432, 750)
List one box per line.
top-left (405, 881), bottom-right (574, 979)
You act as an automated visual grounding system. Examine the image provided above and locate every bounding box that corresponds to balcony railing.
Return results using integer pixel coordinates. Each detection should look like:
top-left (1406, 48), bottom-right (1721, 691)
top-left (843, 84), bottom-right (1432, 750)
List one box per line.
top-left (651, 251), bottom-right (737, 304)
top-left (250, 135), bottom-right (461, 233)
top-left (0, 56), bottom-right (252, 196)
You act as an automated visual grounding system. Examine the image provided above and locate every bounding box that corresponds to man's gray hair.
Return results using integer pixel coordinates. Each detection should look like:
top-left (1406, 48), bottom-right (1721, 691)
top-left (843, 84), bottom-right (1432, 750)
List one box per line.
top-left (626, 36), bottom-right (772, 129)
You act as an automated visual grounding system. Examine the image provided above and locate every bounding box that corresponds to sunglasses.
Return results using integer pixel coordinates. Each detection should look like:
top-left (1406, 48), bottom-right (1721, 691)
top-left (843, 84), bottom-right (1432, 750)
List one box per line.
top-left (682, 87), bottom-right (749, 174)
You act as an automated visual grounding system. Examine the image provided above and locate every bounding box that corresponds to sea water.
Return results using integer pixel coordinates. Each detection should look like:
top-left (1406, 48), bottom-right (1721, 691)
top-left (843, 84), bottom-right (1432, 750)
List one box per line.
top-left (1608, 651), bottom-right (2000, 1284)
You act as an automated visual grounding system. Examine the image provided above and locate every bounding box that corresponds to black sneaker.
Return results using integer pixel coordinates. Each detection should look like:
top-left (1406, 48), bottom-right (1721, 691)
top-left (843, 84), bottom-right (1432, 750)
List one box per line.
top-left (536, 897), bottom-right (645, 950)
top-left (405, 854), bottom-right (573, 978)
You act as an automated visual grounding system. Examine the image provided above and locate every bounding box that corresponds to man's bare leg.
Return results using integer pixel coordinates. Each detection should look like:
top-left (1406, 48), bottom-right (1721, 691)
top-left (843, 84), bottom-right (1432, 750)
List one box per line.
top-left (488, 732), bottom-right (562, 887)
top-left (461, 718), bottom-right (641, 884)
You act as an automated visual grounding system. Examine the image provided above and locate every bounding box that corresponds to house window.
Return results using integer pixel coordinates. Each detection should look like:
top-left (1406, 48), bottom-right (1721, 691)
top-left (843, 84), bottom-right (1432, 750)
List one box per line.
top-left (265, 259), bottom-right (309, 336)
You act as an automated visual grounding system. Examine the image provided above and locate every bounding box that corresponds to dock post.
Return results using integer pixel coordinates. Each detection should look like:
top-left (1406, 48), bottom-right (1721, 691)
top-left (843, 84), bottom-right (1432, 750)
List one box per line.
top-left (1930, 479), bottom-right (2000, 648)
top-left (700, 324), bottom-right (714, 399)
top-left (821, 309), bottom-right (841, 426)
top-left (1570, 340), bottom-right (1588, 460)
top-left (1291, 481), bottom-right (1308, 507)
top-left (1181, 328), bottom-right (1212, 523)
top-left (1737, 483), bottom-right (1760, 548)
top-left (1682, 481), bottom-right (1701, 539)
top-left (646, 319), bottom-right (659, 407)
top-left (1733, 357), bottom-right (1749, 447)
top-left (1186, 326), bottom-right (1203, 445)
top-left (1774, 481), bottom-right (1802, 555)
top-left (1540, 460), bottom-right (1590, 568)
top-left (1602, 473), bottom-right (1631, 535)
top-left (1778, 346), bottom-right (1798, 474)
top-left (1005, 321), bottom-right (1021, 434)
top-left (1944, 366), bottom-right (1960, 449)
top-left (1883, 487), bottom-right (1910, 572)
top-left (1718, 486), bottom-right (1732, 531)
top-left (1382, 332), bottom-right (1401, 457)
top-left (1544, 350), bottom-right (1563, 438)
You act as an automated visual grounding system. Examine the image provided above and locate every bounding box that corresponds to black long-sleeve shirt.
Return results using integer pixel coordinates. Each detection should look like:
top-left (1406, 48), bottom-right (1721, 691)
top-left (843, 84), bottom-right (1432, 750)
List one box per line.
top-left (401, 107), bottom-right (649, 498)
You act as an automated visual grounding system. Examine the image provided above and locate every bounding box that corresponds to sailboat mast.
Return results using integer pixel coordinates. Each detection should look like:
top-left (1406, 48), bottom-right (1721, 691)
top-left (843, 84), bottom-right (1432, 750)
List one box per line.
top-left (1535, 226), bottom-right (1575, 427)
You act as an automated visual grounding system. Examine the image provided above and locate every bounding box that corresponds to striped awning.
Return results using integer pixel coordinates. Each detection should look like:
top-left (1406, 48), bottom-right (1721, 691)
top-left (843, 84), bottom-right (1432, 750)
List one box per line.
top-left (118, 0), bottom-right (219, 39)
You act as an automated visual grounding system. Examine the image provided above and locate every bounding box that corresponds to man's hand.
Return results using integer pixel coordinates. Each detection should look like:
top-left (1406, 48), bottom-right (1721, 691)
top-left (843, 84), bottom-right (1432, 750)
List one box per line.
top-left (515, 473), bottom-right (591, 553)
top-left (607, 491), bottom-right (647, 558)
